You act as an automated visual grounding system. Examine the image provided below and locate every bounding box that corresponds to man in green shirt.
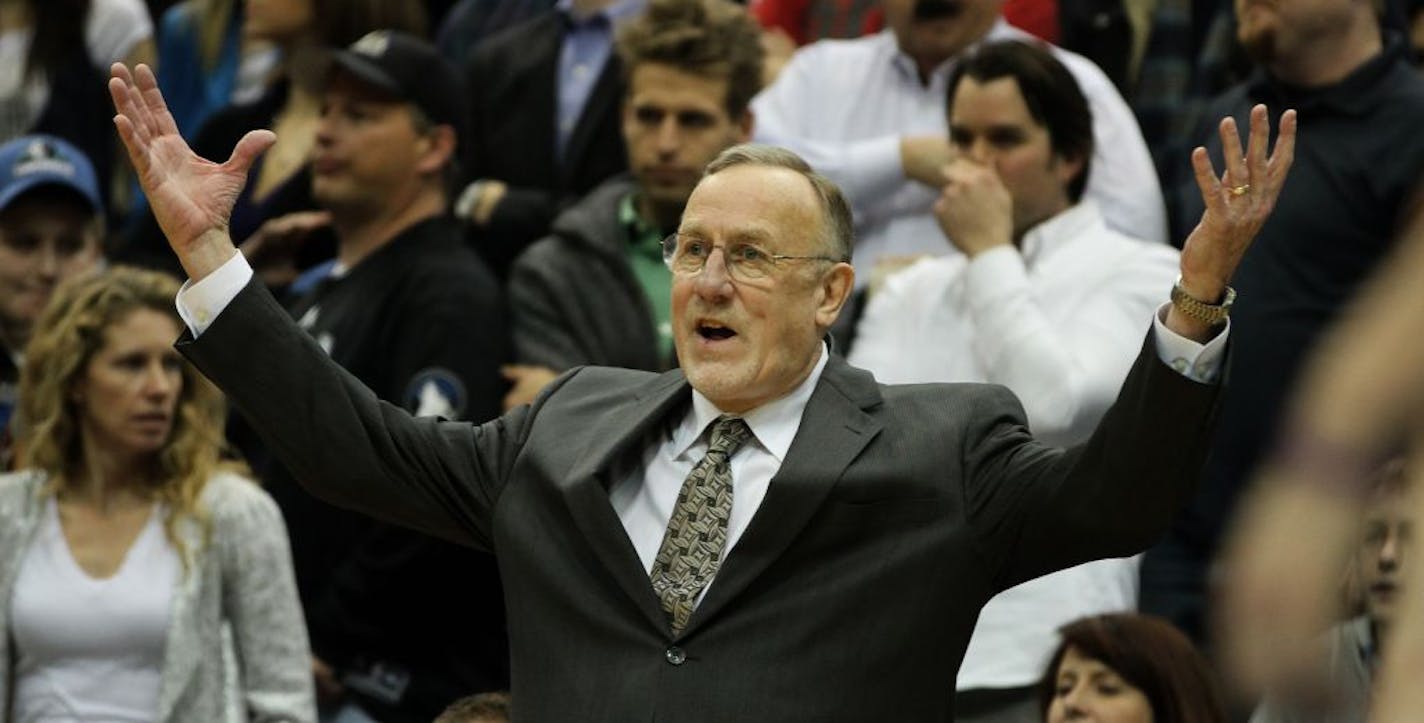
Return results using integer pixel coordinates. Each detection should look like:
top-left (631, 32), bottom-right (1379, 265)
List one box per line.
top-left (503, 0), bottom-right (760, 408)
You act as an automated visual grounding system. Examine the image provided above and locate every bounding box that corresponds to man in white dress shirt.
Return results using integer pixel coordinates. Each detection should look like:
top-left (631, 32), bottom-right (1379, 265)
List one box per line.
top-left (751, 0), bottom-right (1165, 287)
top-left (848, 41), bottom-right (1179, 722)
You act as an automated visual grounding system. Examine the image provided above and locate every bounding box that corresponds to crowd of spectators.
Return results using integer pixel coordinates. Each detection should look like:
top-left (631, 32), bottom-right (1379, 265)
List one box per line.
top-left (1, 0), bottom-right (1422, 720)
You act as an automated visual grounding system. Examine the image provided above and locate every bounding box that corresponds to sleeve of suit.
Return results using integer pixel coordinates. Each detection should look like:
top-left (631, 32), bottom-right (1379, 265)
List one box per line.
top-left (178, 278), bottom-right (553, 551)
top-left (960, 332), bottom-right (1224, 592)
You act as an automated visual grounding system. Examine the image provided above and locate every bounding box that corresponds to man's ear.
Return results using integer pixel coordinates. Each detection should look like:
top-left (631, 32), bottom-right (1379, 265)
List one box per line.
top-left (737, 109), bottom-right (754, 143)
top-left (815, 261), bottom-right (856, 331)
top-left (417, 124), bottom-right (458, 176)
top-left (1055, 151), bottom-right (1087, 192)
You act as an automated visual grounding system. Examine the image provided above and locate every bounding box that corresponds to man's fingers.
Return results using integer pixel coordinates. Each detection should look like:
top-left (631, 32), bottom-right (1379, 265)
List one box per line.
top-left (134, 63), bottom-right (181, 137)
top-left (112, 115), bottom-right (149, 175)
top-left (1219, 116), bottom-right (1248, 186)
top-left (1246, 104), bottom-right (1269, 174)
top-left (225, 129), bottom-right (277, 176)
top-left (1190, 146), bottom-right (1222, 210)
top-left (1268, 109), bottom-right (1298, 191)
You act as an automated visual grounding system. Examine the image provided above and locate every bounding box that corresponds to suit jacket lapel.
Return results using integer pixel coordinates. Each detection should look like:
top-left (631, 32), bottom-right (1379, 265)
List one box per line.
top-left (683, 357), bottom-right (883, 636)
top-left (559, 369), bottom-right (691, 633)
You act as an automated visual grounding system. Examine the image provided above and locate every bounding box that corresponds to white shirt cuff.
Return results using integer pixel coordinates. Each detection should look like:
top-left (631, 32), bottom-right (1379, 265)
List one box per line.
top-left (1152, 303), bottom-right (1228, 384)
top-left (175, 250), bottom-right (254, 337)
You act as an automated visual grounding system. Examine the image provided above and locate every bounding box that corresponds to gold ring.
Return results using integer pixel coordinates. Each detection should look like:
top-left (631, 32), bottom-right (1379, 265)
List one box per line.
top-left (1230, 184), bottom-right (1251, 196)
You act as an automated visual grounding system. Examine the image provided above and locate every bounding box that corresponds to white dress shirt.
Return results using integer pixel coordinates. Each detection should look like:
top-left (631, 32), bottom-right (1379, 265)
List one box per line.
top-left (751, 22), bottom-right (1167, 284)
top-left (178, 250), bottom-right (1224, 636)
top-left (848, 201), bottom-right (1214, 689)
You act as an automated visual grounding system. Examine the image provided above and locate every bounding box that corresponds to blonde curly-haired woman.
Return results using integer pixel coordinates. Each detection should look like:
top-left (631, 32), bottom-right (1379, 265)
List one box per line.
top-left (0, 267), bottom-right (313, 721)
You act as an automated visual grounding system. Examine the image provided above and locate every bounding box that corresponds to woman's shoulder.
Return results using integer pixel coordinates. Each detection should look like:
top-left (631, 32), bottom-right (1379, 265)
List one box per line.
top-left (0, 469), bottom-right (47, 512)
top-left (200, 471), bottom-right (282, 527)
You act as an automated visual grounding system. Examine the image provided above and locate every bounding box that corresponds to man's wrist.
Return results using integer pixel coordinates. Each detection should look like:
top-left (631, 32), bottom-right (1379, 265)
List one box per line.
top-left (958, 235), bottom-right (1011, 259)
top-left (181, 229), bottom-right (241, 283)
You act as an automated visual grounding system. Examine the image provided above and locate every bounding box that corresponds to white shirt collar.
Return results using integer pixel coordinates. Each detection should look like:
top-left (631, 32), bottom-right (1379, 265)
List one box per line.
top-left (673, 342), bottom-right (830, 463)
top-left (1018, 200), bottom-right (1104, 267)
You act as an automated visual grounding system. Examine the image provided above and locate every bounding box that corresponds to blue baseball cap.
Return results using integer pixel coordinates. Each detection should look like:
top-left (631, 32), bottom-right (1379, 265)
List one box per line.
top-left (0, 135), bottom-right (102, 216)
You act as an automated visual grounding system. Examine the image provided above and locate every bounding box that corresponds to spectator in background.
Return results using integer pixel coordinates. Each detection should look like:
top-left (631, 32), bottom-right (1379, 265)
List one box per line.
top-left (749, 0), bottom-right (1053, 48)
top-left (115, 0), bottom-right (427, 276)
top-left (435, 692), bottom-right (511, 723)
top-left (0, 267), bottom-right (313, 721)
top-left (456, 0), bottom-right (644, 278)
top-left (436, 0), bottom-right (555, 68)
top-left (1041, 613), bottom-right (1228, 723)
top-left (1146, 0), bottom-right (1424, 646)
top-left (503, 0), bottom-right (761, 408)
top-left (233, 33), bottom-right (510, 722)
top-left (153, 0), bottom-right (279, 138)
top-left (849, 41), bottom-right (1178, 723)
top-left (0, 136), bottom-right (105, 471)
top-left (0, 0), bottom-right (155, 215)
top-left (1249, 459), bottom-right (1413, 723)
top-left (751, 0), bottom-right (1163, 295)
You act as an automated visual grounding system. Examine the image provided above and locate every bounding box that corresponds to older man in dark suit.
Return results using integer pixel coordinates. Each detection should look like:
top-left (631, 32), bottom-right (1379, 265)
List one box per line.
top-left (109, 57), bottom-right (1293, 721)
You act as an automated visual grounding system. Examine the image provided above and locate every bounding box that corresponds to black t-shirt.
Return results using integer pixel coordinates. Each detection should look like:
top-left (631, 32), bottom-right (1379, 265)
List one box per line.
top-left (249, 215), bottom-right (511, 719)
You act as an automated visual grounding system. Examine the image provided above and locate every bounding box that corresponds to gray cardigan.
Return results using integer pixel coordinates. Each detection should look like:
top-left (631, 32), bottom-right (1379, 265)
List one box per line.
top-left (0, 470), bottom-right (315, 722)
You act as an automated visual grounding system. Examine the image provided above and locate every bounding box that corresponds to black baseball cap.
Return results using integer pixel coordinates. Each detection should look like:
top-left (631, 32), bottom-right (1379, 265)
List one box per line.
top-left (328, 30), bottom-right (467, 139)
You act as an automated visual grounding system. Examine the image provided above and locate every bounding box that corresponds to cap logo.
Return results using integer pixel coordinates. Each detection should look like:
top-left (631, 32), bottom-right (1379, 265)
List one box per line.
top-left (352, 31), bottom-right (391, 58)
top-left (14, 139), bottom-right (75, 179)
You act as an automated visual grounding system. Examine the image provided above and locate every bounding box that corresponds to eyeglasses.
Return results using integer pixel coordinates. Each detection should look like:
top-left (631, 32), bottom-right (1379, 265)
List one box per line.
top-left (661, 233), bottom-right (840, 282)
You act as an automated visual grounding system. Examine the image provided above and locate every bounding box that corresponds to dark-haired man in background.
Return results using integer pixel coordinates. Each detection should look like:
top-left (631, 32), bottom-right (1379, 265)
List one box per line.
top-left (751, 0), bottom-right (1163, 292)
top-left (850, 40), bottom-right (1179, 722)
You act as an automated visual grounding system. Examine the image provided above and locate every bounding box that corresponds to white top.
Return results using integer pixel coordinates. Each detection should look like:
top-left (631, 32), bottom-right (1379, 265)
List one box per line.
top-left (0, 0), bottom-right (152, 139)
top-left (176, 250), bottom-right (1225, 655)
top-left (750, 22), bottom-right (1167, 283)
top-left (849, 201), bottom-right (1199, 689)
top-left (10, 497), bottom-right (177, 722)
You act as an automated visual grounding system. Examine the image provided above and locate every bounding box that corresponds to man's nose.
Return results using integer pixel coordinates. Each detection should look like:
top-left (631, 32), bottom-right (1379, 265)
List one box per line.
top-left (35, 240), bottom-right (60, 279)
top-left (692, 247), bottom-right (734, 299)
top-left (964, 138), bottom-right (993, 165)
top-left (656, 117), bottom-right (681, 154)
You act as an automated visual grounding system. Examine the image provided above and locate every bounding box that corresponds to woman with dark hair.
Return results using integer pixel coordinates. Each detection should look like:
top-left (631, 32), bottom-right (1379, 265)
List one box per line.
top-left (0, 267), bottom-right (313, 720)
top-left (1040, 613), bottom-right (1228, 723)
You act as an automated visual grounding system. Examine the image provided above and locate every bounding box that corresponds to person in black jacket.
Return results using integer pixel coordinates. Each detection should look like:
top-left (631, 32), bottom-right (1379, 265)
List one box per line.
top-left (229, 32), bottom-right (511, 722)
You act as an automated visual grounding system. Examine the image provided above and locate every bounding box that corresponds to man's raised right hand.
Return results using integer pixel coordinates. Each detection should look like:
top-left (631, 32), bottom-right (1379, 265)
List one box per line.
top-left (109, 62), bottom-right (275, 281)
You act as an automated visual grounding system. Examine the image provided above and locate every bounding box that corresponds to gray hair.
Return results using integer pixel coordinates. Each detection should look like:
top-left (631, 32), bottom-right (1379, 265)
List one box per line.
top-left (703, 144), bottom-right (854, 262)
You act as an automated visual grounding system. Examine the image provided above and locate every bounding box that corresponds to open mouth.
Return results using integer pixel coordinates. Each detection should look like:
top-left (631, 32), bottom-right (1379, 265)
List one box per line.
top-left (697, 321), bottom-right (737, 341)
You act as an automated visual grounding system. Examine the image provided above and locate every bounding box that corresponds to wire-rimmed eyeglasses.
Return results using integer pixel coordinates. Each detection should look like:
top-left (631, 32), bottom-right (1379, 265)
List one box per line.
top-left (661, 233), bottom-right (840, 282)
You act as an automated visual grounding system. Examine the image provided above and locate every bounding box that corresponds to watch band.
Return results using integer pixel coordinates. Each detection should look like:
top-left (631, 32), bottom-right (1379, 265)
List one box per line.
top-left (1170, 277), bottom-right (1235, 325)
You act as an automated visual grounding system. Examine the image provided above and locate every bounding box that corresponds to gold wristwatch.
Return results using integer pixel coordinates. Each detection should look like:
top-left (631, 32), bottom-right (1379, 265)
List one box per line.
top-left (1170, 276), bottom-right (1235, 326)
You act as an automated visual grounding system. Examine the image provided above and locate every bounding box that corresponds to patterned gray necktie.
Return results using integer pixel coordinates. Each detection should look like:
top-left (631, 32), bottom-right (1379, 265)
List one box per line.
top-left (650, 415), bottom-right (753, 634)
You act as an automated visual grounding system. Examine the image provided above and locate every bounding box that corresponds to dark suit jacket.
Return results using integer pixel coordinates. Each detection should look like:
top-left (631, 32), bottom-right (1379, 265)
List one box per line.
top-left (182, 281), bottom-right (1221, 722)
top-left (463, 10), bottom-right (629, 276)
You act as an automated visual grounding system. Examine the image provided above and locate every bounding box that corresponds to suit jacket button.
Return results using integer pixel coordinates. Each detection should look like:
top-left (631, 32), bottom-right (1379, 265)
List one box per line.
top-left (665, 646), bottom-right (686, 665)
